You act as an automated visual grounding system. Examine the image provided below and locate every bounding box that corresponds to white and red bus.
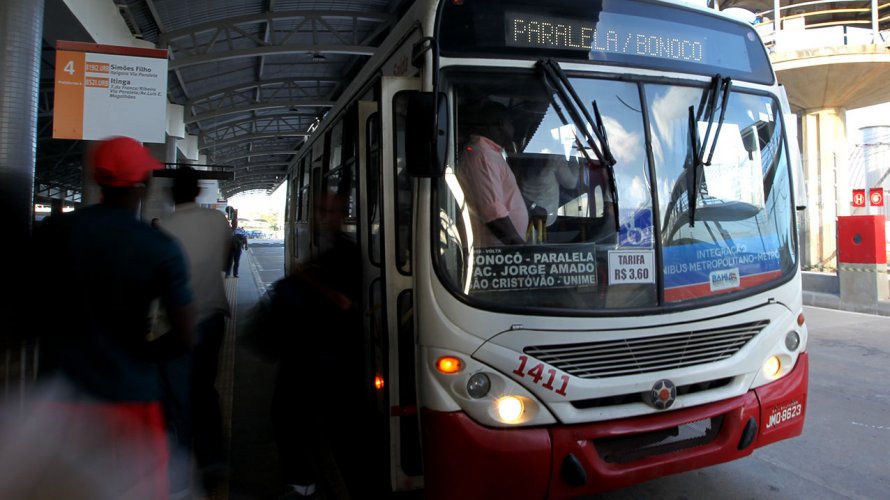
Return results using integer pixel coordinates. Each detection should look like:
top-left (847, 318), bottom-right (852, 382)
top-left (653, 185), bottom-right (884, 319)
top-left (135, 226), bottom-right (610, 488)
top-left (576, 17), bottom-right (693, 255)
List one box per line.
top-left (283, 0), bottom-right (809, 498)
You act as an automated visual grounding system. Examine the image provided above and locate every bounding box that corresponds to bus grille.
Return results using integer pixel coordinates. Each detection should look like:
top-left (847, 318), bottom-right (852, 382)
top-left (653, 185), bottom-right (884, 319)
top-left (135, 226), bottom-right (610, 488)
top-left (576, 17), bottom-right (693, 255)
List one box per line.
top-left (524, 320), bottom-right (769, 379)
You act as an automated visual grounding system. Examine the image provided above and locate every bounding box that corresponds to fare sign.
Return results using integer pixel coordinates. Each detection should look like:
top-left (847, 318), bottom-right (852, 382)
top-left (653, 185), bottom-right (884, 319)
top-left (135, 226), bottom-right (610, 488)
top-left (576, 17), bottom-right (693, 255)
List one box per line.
top-left (608, 249), bottom-right (655, 285)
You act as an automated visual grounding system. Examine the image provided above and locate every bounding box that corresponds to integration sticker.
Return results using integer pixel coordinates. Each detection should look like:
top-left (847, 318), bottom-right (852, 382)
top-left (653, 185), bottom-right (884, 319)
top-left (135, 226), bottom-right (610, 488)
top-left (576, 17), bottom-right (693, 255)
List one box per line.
top-left (470, 244), bottom-right (597, 292)
top-left (663, 238), bottom-right (784, 302)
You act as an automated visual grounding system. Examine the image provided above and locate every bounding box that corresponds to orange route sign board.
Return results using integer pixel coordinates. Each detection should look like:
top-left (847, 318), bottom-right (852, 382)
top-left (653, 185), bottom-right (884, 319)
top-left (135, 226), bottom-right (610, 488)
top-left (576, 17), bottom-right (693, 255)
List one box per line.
top-left (53, 41), bottom-right (168, 143)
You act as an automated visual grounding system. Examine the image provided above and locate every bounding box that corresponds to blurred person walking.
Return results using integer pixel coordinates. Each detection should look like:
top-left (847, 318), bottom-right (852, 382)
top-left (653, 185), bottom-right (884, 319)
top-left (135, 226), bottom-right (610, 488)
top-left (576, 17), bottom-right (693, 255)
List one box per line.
top-left (157, 166), bottom-right (233, 495)
top-left (17, 136), bottom-right (195, 500)
top-left (242, 193), bottom-right (361, 499)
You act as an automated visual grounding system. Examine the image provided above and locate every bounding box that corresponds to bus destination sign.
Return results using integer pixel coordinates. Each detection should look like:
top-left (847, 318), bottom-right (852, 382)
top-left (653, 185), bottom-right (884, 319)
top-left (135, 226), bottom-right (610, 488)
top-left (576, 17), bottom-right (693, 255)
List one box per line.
top-left (505, 11), bottom-right (751, 72)
top-left (470, 244), bottom-right (597, 292)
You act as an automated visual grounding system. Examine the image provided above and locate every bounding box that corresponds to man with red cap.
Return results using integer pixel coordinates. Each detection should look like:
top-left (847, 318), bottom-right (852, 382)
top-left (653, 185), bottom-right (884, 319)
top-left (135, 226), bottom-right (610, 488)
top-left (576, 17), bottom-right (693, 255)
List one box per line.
top-left (27, 136), bottom-right (195, 499)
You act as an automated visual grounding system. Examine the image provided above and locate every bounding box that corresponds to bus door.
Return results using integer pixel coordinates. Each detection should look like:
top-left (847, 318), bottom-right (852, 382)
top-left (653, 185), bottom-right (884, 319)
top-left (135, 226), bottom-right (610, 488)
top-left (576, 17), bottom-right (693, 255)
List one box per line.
top-left (359, 76), bottom-right (423, 492)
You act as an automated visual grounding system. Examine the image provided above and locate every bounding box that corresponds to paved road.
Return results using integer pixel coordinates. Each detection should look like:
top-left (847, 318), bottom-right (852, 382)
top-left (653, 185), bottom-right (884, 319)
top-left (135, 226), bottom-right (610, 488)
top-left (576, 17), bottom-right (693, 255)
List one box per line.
top-left (594, 306), bottom-right (890, 500)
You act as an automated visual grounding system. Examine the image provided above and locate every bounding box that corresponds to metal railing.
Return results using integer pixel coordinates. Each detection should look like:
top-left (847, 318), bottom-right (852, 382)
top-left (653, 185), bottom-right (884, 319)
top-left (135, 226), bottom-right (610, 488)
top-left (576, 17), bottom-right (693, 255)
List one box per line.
top-left (751, 0), bottom-right (890, 50)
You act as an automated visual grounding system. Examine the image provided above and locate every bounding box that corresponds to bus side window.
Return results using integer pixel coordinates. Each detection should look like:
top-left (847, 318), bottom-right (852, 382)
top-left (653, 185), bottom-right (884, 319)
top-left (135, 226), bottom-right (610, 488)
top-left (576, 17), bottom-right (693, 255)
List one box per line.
top-left (393, 92), bottom-right (414, 275)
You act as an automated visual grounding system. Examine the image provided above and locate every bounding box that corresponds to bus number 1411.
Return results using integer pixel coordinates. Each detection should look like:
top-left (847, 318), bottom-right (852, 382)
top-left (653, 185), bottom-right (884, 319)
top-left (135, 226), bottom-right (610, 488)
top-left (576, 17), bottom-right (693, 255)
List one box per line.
top-left (513, 355), bottom-right (569, 396)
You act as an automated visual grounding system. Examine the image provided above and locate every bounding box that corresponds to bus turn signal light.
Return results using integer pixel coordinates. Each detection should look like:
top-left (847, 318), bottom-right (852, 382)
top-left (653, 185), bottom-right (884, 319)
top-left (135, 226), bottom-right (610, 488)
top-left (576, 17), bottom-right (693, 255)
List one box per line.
top-left (374, 375), bottom-right (385, 390)
top-left (435, 356), bottom-right (463, 374)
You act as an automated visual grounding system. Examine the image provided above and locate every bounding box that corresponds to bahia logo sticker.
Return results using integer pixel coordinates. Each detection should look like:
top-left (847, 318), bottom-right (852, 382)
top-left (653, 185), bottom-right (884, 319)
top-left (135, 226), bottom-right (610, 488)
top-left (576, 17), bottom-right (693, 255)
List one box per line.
top-left (709, 268), bottom-right (740, 291)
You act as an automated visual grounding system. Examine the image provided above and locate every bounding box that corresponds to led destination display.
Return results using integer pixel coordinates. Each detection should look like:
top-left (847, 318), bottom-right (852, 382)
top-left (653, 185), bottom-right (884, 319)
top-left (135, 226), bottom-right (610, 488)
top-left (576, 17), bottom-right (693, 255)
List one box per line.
top-left (506, 11), bottom-right (750, 72)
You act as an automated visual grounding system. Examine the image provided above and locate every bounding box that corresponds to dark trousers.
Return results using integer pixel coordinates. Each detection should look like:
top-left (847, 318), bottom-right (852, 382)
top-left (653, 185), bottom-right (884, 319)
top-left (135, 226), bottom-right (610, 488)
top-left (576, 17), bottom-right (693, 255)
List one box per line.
top-left (271, 361), bottom-right (320, 487)
top-left (192, 313), bottom-right (226, 468)
top-left (160, 314), bottom-right (227, 491)
top-left (227, 248), bottom-right (243, 277)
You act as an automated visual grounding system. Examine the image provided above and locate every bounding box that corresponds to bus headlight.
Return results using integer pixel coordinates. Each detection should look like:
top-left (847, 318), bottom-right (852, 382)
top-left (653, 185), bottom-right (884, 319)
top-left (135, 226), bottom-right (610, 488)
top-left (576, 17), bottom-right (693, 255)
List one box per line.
top-left (467, 372), bottom-right (491, 398)
top-left (762, 355), bottom-right (782, 380)
top-left (495, 396), bottom-right (524, 423)
top-left (785, 331), bottom-right (800, 351)
top-left (426, 348), bottom-right (556, 427)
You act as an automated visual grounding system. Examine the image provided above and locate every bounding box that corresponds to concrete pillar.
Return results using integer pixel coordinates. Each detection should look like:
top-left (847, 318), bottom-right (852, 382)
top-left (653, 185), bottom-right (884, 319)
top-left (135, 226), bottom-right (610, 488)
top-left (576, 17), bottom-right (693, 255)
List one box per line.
top-left (143, 142), bottom-right (173, 222)
top-left (801, 108), bottom-right (847, 271)
top-left (166, 134), bottom-right (178, 166)
top-left (0, 0), bottom-right (45, 240)
top-left (81, 143), bottom-right (102, 206)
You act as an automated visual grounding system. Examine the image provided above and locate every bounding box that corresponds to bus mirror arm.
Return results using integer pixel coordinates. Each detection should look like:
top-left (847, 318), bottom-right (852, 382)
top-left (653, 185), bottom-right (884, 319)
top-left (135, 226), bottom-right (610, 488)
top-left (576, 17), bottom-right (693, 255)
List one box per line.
top-left (407, 37), bottom-right (447, 177)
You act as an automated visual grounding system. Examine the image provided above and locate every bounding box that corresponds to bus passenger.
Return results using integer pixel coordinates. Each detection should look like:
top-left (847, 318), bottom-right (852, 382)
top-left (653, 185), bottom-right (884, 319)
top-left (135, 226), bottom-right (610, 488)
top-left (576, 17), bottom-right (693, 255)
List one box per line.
top-left (457, 101), bottom-right (528, 246)
top-left (25, 136), bottom-right (195, 499)
top-left (227, 219), bottom-right (248, 278)
top-left (247, 192), bottom-right (361, 499)
top-left (157, 166), bottom-right (233, 495)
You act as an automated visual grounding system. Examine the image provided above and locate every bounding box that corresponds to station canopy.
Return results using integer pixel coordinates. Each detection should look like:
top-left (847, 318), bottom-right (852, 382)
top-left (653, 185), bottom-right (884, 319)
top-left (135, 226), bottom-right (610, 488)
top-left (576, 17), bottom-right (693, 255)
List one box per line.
top-left (37, 0), bottom-right (413, 204)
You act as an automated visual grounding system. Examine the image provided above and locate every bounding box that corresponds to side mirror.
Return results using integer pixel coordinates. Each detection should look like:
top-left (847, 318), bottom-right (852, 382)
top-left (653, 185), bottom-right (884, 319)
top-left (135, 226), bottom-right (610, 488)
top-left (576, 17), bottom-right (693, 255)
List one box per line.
top-left (405, 91), bottom-right (448, 177)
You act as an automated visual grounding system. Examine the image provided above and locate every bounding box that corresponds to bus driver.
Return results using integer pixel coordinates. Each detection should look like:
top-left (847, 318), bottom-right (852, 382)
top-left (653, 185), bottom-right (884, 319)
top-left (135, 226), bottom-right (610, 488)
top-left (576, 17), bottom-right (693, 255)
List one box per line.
top-left (456, 101), bottom-right (528, 246)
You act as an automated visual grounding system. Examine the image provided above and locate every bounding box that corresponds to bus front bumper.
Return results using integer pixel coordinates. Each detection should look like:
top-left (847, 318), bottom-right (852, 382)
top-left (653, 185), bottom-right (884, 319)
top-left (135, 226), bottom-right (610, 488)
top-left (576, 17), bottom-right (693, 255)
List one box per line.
top-left (421, 352), bottom-right (808, 500)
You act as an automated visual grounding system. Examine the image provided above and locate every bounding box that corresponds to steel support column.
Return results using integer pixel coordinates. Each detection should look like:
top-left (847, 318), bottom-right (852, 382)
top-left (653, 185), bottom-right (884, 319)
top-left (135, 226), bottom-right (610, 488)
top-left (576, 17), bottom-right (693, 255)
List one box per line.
top-left (0, 0), bottom-right (45, 239)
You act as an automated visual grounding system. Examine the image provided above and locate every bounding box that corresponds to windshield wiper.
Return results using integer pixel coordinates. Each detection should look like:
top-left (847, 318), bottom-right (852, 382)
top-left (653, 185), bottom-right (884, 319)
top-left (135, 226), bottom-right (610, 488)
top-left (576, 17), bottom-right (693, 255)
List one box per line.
top-left (687, 74), bottom-right (732, 226)
top-left (536, 59), bottom-right (619, 231)
top-left (702, 76), bottom-right (732, 165)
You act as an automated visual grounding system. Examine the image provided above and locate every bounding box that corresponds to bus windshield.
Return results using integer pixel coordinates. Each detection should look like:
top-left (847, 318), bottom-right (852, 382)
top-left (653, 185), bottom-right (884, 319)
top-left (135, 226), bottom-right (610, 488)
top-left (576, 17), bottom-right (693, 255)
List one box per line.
top-left (434, 69), bottom-right (797, 312)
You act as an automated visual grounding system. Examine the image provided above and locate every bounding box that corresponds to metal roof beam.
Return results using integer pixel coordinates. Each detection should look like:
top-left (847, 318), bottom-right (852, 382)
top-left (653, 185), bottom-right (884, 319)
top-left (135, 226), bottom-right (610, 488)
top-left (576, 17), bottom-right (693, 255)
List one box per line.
top-left (186, 77), bottom-right (339, 107)
top-left (213, 150), bottom-right (298, 162)
top-left (162, 11), bottom-right (390, 70)
top-left (197, 112), bottom-right (315, 137)
top-left (231, 164), bottom-right (289, 174)
top-left (222, 180), bottom-right (281, 195)
top-left (186, 100), bottom-right (332, 124)
top-left (170, 43), bottom-right (376, 70)
top-left (201, 132), bottom-right (307, 149)
top-left (160, 11), bottom-right (390, 44)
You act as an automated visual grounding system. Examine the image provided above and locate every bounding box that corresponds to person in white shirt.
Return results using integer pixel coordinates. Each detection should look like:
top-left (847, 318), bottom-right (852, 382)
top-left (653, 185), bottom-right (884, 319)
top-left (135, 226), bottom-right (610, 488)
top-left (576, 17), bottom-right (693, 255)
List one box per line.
top-left (157, 166), bottom-right (233, 495)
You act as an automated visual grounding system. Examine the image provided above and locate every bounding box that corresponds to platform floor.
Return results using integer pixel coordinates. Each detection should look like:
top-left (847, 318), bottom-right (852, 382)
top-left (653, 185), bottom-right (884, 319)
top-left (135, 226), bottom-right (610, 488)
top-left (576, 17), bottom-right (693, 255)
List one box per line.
top-left (214, 241), bottom-right (289, 500)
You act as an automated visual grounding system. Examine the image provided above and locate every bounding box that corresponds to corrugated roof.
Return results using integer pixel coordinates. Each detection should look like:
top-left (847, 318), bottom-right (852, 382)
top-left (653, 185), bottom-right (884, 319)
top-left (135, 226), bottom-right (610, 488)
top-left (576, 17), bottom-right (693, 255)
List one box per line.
top-left (37, 0), bottom-right (413, 202)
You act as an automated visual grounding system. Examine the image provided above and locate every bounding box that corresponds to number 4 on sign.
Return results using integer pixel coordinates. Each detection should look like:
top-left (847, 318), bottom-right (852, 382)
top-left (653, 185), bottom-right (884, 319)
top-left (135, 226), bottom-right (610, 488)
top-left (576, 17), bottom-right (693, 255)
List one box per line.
top-left (64, 60), bottom-right (75, 75)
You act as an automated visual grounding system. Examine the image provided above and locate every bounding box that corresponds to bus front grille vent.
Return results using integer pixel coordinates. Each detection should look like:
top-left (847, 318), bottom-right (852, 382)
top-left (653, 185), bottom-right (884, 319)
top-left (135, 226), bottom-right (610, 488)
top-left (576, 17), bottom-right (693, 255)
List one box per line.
top-left (524, 320), bottom-right (769, 378)
top-left (570, 377), bottom-right (733, 410)
top-left (594, 416), bottom-right (724, 464)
